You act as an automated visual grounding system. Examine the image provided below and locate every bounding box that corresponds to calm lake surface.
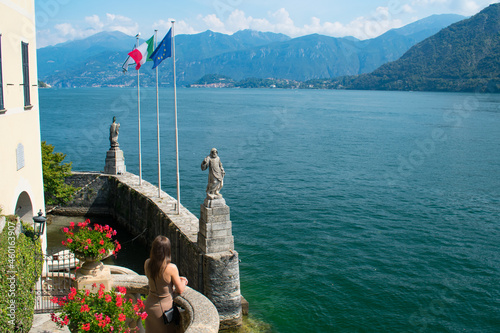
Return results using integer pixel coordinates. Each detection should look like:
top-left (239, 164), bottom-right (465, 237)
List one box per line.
top-left (39, 88), bottom-right (500, 332)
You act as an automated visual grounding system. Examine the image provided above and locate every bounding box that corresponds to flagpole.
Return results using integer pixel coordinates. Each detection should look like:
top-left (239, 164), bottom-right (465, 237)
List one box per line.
top-left (136, 33), bottom-right (143, 186)
top-left (172, 21), bottom-right (180, 214)
top-left (155, 30), bottom-right (162, 198)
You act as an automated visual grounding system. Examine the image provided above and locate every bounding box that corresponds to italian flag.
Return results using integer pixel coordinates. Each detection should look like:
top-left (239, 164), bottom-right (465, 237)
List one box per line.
top-left (127, 36), bottom-right (154, 70)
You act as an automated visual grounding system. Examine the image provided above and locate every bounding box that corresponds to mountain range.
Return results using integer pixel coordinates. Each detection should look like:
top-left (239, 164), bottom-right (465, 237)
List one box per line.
top-left (336, 3), bottom-right (500, 93)
top-left (37, 14), bottom-right (464, 88)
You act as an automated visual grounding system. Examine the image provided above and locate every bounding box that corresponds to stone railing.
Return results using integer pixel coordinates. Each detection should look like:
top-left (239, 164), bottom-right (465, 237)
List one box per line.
top-left (57, 172), bottom-right (243, 327)
top-left (111, 272), bottom-right (219, 333)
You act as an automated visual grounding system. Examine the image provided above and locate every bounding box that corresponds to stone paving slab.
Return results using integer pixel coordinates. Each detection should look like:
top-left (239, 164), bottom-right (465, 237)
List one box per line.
top-left (29, 313), bottom-right (70, 333)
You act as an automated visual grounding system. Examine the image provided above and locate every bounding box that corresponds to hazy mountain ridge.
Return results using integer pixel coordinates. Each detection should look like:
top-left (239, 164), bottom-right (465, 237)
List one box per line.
top-left (340, 3), bottom-right (500, 92)
top-left (37, 14), bottom-right (465, 87)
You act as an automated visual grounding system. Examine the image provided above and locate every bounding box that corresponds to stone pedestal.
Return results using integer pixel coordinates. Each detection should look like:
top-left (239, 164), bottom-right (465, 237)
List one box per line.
top-left (104, 148), bottom-right (126, 175)
top-left (75, 261), bottom-right (112, 292)
top-left (203, 252), bottom-right (242, 329)
top-left (198, 196), bottom-right (242, 328)
top-left (198, 197), bottom-right (234, 254)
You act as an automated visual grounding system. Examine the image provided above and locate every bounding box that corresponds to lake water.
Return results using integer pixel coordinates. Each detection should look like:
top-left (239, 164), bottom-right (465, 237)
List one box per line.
top-left (39, 88), bottom-right (500, 332)
top-left (45, 215), bottom-right (149, 275)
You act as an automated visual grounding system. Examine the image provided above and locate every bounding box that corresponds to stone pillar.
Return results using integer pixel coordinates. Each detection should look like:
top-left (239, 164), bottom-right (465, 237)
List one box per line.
top-left (104, 148), bottom-right (126, 175)
top-left (198, 197), bottom-right (242, 328)
top-left (198, 198), bottom-right (233, 253)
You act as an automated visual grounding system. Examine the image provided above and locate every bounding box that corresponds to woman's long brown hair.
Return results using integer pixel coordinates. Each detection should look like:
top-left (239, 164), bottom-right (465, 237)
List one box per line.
top-left (148, 235), bottom-right (171, 280)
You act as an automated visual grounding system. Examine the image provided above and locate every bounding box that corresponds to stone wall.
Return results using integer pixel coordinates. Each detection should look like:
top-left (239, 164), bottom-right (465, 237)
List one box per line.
top-left (49, 172), bottom-right (111, 216)
top-left (54, 172), bottom-right (242, 328)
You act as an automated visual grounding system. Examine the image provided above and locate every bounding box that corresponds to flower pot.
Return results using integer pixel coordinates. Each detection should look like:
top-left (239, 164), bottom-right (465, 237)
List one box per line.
top-left (74, 252), bottom-right (106, 276)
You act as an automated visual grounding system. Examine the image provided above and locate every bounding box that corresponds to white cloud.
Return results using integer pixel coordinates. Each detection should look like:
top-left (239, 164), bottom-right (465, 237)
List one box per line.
top-left (198, 7), bottom-right (405, 40)
top-left (36, 1), bottom-right (496, 48)
top-left (454, 0), bottom-right (481, 13)
top-left (105, 13), bottom-right (139, 35)
top-left (226, 10), bottom-right (253, 32)
top-left (202, 14), bottom-right (228, 33)
top-left (410, 0), bottom-right (497, 15)
top-left (37, 13), bottom-right (139, 47)
top-left (85, 15), bottom-right (104, 30)
top-left (54, 23), bottom-right (77, 37)
top-left (152, 19), bottom-right (199, 35)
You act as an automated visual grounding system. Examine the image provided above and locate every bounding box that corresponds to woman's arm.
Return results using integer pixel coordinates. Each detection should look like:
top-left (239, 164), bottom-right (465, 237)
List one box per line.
top-left (167, 263), bottom-right (188, 294)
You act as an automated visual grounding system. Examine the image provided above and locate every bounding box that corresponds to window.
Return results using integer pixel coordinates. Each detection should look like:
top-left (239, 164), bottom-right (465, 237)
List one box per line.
top-left (21, 42), bottom-right (30, 107)
top-left (0, 35), bottom-right (4, 110)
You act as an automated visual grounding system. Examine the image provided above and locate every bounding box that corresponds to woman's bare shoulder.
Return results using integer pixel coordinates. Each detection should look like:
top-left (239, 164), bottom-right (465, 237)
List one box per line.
top-left (166, 262), bottom-right (178, 269)
top-left (166, 262), bottom-right (179, 274)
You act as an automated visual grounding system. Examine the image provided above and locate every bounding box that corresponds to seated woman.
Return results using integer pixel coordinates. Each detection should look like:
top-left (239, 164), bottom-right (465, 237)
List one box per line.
top-left (144, 235), bottom-right (188, 332)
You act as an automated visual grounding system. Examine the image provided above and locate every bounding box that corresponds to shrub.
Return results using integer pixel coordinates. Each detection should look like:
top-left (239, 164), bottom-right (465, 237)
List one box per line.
top-left (51, 284), bottom-right (147, 333)
top-left (41, 141), bottom-right (78, 205)
top-left (0, 217), bottom-right (42, 332)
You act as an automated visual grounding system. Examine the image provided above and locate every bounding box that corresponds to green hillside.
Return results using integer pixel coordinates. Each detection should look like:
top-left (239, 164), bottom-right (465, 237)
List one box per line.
top-left (343, 3), bottom-right (500, 93)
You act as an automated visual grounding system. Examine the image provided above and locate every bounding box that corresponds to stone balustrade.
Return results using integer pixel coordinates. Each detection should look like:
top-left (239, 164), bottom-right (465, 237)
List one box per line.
top-left (111, 273), bottom-right (220, 333)
top-left (55, 171), bottom-right (243, 328)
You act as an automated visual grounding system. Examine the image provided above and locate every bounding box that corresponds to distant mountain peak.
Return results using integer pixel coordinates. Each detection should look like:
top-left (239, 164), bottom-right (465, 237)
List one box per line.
top-left (37, 13), bottom-right (468, 88)
top-left (343, 3), bottom-right (500, 92)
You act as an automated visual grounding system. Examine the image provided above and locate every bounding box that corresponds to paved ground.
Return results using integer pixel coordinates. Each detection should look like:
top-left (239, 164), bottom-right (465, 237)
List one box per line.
top-left (29, 313), bottom-right (70, 333)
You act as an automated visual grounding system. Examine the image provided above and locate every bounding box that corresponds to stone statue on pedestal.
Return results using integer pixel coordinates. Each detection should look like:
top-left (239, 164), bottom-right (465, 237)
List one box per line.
top-left (201, 148), bottom-right (225, 199)
top-left (109, 116), bottom-right (120, 149)
top-left (104, 116), bottom-right (126, 175)
top-left (198, 148), bottom-right (240, 325)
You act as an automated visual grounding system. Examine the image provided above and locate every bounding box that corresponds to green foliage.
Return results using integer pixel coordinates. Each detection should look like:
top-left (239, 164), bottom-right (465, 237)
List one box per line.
top-left (51, 284), bottom-right (147, 333)
top-left (41, 141), bottom-right (78, 205)
top-left (60, 219), bottom-right (121, 259)
top-left (0, 218), bottom-right (42, 333)
top-left (193, 74), bottom-right (235, 85)
top-left (235, 78), bottom-right (301, 89)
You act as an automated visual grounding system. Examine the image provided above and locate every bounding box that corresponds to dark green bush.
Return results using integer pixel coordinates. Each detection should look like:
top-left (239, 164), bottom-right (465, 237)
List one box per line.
top-left (0, 217), bottom-right (42, 332)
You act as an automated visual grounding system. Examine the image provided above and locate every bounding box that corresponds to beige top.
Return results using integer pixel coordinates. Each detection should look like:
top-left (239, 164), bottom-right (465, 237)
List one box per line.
top-left (144, 259), bottom-right (174, 305)
top-left (144, 259), bottom-right (176, 332)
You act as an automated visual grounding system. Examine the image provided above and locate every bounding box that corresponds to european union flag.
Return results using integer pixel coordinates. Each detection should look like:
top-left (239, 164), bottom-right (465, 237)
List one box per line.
top-left (150, 28), bottom-right (172, 69)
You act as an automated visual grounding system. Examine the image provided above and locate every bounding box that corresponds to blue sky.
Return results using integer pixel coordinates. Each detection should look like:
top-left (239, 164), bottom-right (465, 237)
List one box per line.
top-left (35, 0), bottom-right (498, 47)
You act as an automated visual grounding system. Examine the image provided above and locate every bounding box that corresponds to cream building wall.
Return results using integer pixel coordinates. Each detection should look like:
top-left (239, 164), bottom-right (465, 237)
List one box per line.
top-left (0, 0), bottom-right (45, 228)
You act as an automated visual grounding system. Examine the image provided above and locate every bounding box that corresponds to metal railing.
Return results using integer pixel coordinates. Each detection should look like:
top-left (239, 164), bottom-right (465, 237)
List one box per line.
top-left (34, 250), bottom-right (79, 314)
